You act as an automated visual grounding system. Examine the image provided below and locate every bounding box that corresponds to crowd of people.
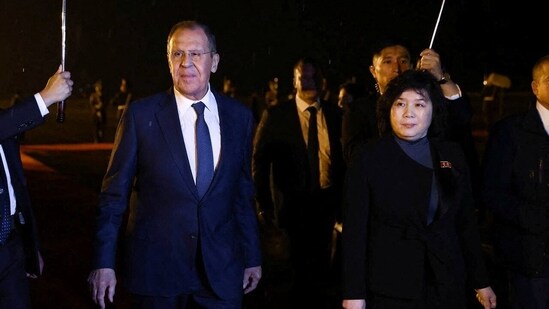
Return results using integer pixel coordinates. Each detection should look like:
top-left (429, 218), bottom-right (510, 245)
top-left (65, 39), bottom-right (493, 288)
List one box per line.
top-left (1, 18), bottom-right (548, 309)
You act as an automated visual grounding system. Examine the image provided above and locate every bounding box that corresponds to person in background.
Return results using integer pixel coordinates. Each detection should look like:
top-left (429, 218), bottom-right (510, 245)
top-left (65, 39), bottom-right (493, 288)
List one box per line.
top-left (222, 76), bottom-right (236, 98)
top-left (482, 54), bottom-right (549, 308)
top-left (110, 77), bottom-right (133, 122)
top-left (88, 20), bottom-right (262, 309)
top-left (337, 80), bottom-right (365, 110)
top-left (250, 77), bottom-right (280, 125)
top-left (264, 77), bottom-right (279, 108)
top-left (341, 69), bottom-right (496, 309)
top-left (89, 79), bottom-right (106, 142)
top-left (0, 66), bottom-right (73, 308)
top-left (253, 56), bottom-right (345, 308)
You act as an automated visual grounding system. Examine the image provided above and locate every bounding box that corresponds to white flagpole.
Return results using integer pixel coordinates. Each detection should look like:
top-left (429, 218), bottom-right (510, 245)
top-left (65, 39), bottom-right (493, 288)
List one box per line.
top-left (429, 0), bottom-right (446, 49)
top-left (57, 0), bottom-right (67, 123)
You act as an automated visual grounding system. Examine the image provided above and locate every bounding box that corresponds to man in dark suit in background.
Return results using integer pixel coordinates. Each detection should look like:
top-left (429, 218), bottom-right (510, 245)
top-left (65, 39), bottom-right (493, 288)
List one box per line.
top-left (482, 54), bottom-right (549, 308)
top-left (253, 57), bottom-right (345, 308)
top-left (0, 66), bottom-right (73, 308)
top-left (88, 20), bottom-right (262, 309)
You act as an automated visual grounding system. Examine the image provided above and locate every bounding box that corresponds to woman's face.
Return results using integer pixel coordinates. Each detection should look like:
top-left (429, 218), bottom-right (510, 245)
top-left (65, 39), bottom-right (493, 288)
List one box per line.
top-left (390, 89), bottom-right (433, 141)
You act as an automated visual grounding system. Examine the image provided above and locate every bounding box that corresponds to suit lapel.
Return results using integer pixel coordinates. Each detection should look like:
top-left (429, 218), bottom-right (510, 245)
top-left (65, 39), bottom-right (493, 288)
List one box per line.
top-left (156, 93), bottom-right (198, 197)
top-left (205, 92), bottom-right (235, 197)
top-left (288, 102), bottom-right (307, 151)
top-left (214, 94), bottom-right (228, 187)
top-left (321, 101), bottom-right (343, 165)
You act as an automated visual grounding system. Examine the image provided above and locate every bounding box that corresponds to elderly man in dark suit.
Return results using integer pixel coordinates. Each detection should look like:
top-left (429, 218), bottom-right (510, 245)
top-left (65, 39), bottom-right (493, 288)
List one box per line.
top-left (253, 56), bottom-right (345, 307)
top-left (0, 66), bottom-right (73, 308)
top-left (88, 20), bottom-right (262, 309)
top-left (482, 54), bottom-right (549, 308)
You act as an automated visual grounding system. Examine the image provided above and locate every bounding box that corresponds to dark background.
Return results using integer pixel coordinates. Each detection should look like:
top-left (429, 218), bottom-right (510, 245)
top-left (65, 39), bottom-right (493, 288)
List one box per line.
top-left (1, 0), bottom-right (547, 101)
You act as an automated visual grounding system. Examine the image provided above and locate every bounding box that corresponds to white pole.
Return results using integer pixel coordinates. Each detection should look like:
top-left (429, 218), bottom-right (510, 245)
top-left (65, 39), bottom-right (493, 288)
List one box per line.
top-left (57, 0), bottom-right (67, 123)
top-left (429, 0), bottom-right (446, 49)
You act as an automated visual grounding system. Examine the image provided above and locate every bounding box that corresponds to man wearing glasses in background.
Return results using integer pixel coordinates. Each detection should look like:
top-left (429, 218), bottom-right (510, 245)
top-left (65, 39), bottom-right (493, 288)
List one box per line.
top-left (88, 20), bottom-right (262, 309)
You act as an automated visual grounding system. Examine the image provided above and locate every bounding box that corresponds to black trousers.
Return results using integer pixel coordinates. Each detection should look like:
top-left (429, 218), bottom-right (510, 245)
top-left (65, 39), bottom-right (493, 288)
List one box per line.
top-left (0, 229), bottom-right (31, 309)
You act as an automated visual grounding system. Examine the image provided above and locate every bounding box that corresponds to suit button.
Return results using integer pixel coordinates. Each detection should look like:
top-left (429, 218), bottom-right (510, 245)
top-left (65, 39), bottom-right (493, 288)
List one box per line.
top-left (0, 188), bottom-right (4, 194)
top-left (190, 235), bottom-right (197, 239)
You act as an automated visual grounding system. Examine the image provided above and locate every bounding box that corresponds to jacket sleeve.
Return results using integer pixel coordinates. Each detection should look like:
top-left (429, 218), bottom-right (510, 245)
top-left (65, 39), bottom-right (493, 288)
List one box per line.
top-left (0, 96), bottom-right (44, 142)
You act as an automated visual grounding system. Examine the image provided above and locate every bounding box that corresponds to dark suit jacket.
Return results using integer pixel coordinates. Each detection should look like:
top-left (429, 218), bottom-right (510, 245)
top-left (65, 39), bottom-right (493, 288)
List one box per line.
top-left (342, 135), bottom-right (489, 301)
top-left (92, 89), bottom-right (262, 299)
top-left (0, 97), bottom-right (45, 276)
top-left (482, 105), bottom-right (549, 277)
top-left (252, 99), bottom-right (345, 226)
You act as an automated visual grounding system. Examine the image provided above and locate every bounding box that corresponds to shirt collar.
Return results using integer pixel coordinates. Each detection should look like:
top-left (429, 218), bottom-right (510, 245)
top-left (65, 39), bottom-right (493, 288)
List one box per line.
top-left (536, 101), bottom-right (549, 135)
top-left (295, 95), bottom-right (320, 113)
top-left (174, 83), bottom-right (217, 113)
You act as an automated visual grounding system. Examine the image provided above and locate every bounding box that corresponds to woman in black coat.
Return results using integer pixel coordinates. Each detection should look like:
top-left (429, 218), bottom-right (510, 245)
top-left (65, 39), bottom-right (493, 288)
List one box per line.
top-left (341, 70), bottom-right (496, 309)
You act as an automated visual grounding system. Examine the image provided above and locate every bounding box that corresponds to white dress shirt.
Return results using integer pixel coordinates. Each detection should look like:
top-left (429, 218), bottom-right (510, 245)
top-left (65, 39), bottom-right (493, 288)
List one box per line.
top-left (174, 85), bottom-right (221, 184)
top-left (295, 96), bottom-right (332, 189)
top-left (536, 101), bottom-right (549, 136)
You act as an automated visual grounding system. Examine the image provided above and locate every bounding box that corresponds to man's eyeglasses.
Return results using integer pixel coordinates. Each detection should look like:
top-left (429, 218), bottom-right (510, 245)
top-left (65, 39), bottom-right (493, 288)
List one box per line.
top-left (169, 50), bottom-right (214, 62)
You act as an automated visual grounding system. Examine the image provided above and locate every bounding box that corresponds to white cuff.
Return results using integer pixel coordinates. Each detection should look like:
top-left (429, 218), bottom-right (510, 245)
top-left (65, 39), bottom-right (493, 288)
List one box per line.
top-left (445, 84), bottom-right (462, 100)
top-left (34, 93), bottom-right (50, 117)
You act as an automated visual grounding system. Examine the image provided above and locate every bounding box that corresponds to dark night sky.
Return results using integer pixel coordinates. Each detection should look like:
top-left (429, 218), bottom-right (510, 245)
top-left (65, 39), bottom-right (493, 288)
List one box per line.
top-left (1, 0), bottom-right (547, 101)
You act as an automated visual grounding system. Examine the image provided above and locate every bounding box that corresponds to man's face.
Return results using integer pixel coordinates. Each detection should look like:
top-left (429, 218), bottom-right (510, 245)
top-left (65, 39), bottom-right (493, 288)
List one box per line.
top-left (369, 45), bottom-right (412, 94)
top-left (294, 63), bottom-right (321, 104)
top-left (532, 61), bottom-right (549, 111)
top-left (168, 27), bottom-right (219, 100)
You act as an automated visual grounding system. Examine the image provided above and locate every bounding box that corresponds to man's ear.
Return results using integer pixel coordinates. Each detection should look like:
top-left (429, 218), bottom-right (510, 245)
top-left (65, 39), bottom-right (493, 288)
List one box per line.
top-left (369, 65), bottom-right (376, 78)
top-left (211, 53), bottom-right (220, 73)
